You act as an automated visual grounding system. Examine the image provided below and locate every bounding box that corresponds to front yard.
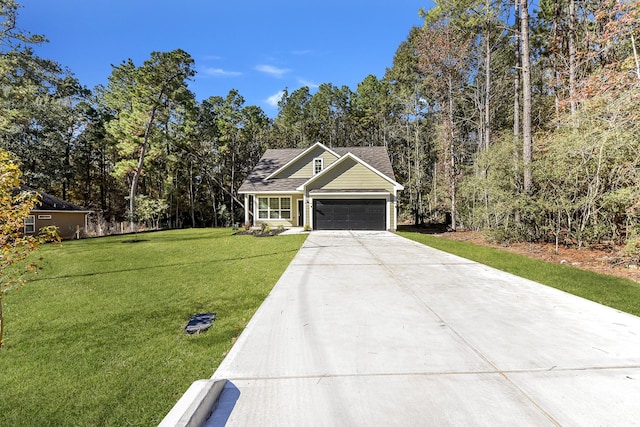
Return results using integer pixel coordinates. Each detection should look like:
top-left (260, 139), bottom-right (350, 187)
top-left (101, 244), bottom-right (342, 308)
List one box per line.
top-left (4, 226), bottom-right (639, 426)
top-left (0, 228), bottom-right (306, 426)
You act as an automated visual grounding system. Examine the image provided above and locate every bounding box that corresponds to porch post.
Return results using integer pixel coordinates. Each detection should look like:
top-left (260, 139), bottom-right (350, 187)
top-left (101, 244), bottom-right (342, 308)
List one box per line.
top-left (393, 190), bottom-right (398, 230)
top-left (303, 194), bottom-right (308, 229)
top-left (244, 195), bottom-right (249, 226)
top-left (387, 196), bottom-right (391, 231)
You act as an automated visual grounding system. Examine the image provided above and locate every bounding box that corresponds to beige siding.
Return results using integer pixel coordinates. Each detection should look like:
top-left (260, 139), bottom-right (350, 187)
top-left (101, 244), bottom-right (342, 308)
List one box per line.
top-left (308, 158), bottom-right (393, 191)
top-left (390, 201), bottom-right (396, 230)
top-left (275, 147), bottom-right (338, 179)
top-left (33, 211), bottom-right (87, 239)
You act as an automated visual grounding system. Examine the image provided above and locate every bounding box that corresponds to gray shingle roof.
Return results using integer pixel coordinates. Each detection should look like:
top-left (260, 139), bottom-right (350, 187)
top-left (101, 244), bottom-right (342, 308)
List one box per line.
top-left (17, 186), bottom-right (89, 211)
top-left (333, 146), bottom-right (395, 179)
top-left (238, 146), bottom-right (397, 194)
top-left (35, 192), bottom-right (88, 211)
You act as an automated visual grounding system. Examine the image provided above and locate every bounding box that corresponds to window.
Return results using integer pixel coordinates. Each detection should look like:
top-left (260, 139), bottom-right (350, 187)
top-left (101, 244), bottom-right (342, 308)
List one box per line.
top-left (258, 197), bottom-right (291, 220)
top-left (24, 215), bottom-right (35, 234)
top-left (37, 215), bottom-right (52, 220)
top-left (313, 157), bottom-right (323, 175)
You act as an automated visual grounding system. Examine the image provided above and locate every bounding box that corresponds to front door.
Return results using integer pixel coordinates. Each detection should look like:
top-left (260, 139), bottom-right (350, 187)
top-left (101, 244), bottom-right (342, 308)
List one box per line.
top-left (298, 199), bottom-right (304, 227)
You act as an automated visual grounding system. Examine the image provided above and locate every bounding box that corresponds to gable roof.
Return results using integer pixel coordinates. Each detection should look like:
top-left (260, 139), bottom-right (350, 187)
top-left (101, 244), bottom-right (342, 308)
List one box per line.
top-left (266, 142), bottom-right (340, 180)
top-left (296, 152), bottom-right (403, 191)
top-left (332, 146), bottom-right (396, 179)
top-left (238, 145), bottom-right (399, 194)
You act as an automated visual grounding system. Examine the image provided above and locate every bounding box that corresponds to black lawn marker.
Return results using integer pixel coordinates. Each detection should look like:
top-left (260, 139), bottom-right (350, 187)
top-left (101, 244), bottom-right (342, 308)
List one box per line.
top-left (185, 312), bottom-right (217, 334)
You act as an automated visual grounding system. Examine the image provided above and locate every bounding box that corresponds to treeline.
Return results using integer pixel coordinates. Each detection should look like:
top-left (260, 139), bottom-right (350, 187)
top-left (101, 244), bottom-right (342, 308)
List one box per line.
top-left (2, 0), bottom-right (640, 250)
top-left (414, 0), bottom-right (640, 251)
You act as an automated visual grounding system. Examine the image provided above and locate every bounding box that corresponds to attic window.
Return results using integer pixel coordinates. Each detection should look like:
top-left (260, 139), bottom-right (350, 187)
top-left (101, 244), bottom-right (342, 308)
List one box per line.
top-left (313, 157), bottom-right (323, 175)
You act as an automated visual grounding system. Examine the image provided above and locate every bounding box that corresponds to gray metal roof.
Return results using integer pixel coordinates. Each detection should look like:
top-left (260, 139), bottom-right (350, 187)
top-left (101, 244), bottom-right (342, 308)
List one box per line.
top-left (239, 146), bottom-right (397, 194)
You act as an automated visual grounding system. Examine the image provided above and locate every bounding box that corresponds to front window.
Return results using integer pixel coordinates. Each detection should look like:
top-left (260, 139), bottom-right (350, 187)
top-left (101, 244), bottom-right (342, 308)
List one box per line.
top-left (24, 215), bottom-right (35, 234)
top-left (313, 157), bottom-right (323, 175)
top-left (258, 197), bottom-right (291, 220)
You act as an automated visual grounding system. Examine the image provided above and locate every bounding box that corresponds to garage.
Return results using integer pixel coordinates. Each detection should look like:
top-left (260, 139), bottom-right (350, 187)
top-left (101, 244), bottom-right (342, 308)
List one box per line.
top-left (313, 199), bottom-right (386, 230)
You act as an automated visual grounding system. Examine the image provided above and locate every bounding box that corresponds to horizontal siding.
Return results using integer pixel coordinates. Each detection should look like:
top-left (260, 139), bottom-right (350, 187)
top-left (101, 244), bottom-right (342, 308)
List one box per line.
top-left (390, 201), bottom-right (396, 230)
top-left (308, 158), bottom-right (392, 191)
top-left (320, 151), bottom-right (339, 169)
top-left (276, 147), bottom-right (338, 179)
top-left (35, 212), bottom-right (86, 239)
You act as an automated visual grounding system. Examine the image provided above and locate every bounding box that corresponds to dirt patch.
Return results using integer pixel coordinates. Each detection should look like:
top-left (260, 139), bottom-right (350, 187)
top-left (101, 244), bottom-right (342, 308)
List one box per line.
top-left (434, 230), bottom-right (640, 283)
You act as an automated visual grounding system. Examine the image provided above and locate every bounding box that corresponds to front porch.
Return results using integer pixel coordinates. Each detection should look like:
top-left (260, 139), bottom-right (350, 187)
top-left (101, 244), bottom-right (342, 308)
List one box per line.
top-left (242, 194), bottom-right (307, 229)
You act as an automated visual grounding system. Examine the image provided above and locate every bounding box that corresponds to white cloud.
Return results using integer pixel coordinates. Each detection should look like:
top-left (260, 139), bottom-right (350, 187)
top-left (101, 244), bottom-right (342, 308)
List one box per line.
top-left (265, 91), bottom-right (285, 107)
top-left (291, 49), bottom-right (312, 55)
top-left (202, 67), bottom-right (242, 77)
top-left (255, 64), bottom-right (290, 78)
top-left (298, 78), bottom-right (319, 89)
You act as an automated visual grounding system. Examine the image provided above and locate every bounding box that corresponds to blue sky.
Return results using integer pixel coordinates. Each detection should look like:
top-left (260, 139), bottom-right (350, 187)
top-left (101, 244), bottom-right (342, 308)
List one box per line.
top-left (19, 1), bottom-right (431, 116)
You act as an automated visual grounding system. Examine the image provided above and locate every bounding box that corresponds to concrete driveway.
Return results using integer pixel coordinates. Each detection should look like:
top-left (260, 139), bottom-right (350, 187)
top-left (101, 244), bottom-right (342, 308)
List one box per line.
top-left (207, 231), bottom-right (640, 426)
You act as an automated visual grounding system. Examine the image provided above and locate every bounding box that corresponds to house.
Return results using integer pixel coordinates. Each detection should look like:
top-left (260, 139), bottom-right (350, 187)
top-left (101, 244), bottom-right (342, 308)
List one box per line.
top-left (238, 142), bottom-right (404, 231)
top-left (24, 190), bottom-right (91, 239)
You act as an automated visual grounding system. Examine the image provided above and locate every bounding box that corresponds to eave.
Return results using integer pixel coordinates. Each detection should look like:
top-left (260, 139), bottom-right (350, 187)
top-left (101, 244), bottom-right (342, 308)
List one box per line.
top-left (296, 152), bottom-right (404, 191)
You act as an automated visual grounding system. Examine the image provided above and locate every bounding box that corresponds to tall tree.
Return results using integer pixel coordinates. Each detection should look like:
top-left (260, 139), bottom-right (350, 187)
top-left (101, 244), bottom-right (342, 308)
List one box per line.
top-left (520, 0), bottom-right (533, 193)
top-left (306, 83), bottom-right (354, 147)
top-left (0, 0), bottom-right (48, 131)
top-left (215, 89), bottom-right (245, 225)
top-left (385, 27), bottom-right (432, 224)
top-left (0, 0), bottom-right (80, 195)
top-left (418, 20), bottom-right (473, 230)
top-left (352, 75), bottom-right (395, 147)
top-left (102, 49), bottom-right (195, 228)
top-left (273, 87), bottom-right (311, 148)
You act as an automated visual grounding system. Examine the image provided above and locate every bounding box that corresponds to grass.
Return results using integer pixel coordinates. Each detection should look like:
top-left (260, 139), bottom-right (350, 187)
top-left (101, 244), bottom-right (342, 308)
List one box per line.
top-left (0, 228), bottom-right (306, 426)
top-left (4, 227), bottom-right (638, 425)
top-left (398, 228), bottom-right (640, 317)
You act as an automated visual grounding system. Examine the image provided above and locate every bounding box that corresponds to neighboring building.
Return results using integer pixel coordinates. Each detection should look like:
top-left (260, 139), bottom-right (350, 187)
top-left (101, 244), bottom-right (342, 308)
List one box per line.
top-left (238, 142), bottom-right (403, 231)
top-left (24, 190), bottom-right (91, 239)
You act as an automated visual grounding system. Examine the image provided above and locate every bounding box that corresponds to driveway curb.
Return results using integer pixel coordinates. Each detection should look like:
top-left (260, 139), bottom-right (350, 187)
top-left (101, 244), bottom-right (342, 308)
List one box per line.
top-left (158, 379), bottom-right (227, 427)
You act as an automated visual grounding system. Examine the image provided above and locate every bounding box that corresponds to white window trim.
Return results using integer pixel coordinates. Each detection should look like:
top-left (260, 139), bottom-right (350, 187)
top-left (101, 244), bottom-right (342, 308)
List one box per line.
top-left (257, 196), bottom-right (292, 220)
top-left (313, 157), bottom-right (324, 175)
top-left (24, 215), bottom-right (36, 234)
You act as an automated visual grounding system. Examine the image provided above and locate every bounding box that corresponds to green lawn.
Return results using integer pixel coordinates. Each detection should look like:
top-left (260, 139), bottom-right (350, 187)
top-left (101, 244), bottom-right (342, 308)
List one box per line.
top-left (398, 228), bottom-right (640, 317)
top-left (4, 227), bottom-right (638, 425)
top-left (0, 228), bottom-right (306, 426)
